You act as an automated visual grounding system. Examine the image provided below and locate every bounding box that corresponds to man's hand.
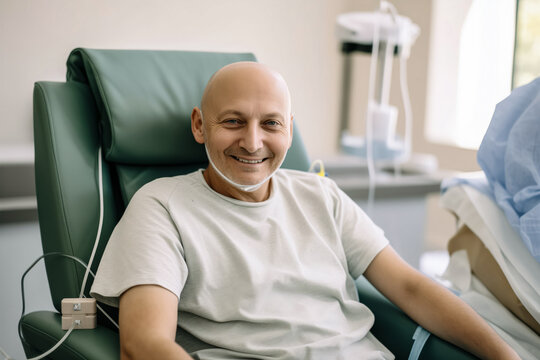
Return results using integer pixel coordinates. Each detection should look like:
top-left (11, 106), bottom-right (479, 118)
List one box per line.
top-left (119, 285), bottom-right (193, 360)
top-left (364, 246), bottom-right (520, 360)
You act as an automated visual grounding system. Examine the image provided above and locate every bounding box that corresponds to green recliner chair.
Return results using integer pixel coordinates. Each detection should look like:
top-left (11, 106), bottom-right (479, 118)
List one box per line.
top-left (21, 48), bottom-right (477, 359)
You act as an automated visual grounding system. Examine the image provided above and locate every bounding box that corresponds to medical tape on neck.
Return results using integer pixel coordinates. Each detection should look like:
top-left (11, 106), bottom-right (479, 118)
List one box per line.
top-left (200, 111), bottom-right (282, 192)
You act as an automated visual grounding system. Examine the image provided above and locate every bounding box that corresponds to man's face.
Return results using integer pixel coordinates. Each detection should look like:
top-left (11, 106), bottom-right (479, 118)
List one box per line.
top-left (192, 63), bottom-right (293, 195)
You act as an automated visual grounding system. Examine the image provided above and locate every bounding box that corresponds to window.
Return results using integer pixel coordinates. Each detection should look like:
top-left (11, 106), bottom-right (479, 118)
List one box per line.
top-left (425, 0), bottom-right (516, 150)
top-left (513, 0), bottom-right (540, 88)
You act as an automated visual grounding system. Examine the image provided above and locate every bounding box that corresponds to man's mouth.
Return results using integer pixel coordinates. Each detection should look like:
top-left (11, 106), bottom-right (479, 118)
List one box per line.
top-left (231, 155), bottom-right (266, 164)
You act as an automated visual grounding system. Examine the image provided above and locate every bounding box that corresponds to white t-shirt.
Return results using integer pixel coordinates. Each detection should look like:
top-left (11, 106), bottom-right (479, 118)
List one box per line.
top-left (91, 169), bottom-right (392, 359)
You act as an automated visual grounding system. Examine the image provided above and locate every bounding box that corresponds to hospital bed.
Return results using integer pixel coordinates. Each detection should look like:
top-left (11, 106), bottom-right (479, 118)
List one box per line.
top-left (440, 183), bottom-right (540, 359)
top-left (439, 77), bottom-right (540, 359)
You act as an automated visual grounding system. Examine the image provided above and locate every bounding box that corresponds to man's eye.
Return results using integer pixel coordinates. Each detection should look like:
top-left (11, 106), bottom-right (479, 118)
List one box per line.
top-left (265, 120), bottom-right (279, 126)
top-left (224, 119), bottom-right (240, 125)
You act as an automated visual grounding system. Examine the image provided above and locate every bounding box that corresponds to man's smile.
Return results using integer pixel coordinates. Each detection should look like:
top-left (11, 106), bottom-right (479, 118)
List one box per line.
top-left (231, 155), bottom-right (267, 164)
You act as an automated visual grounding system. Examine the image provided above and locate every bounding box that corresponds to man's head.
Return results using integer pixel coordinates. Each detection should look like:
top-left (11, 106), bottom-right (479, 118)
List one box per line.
top-left (191, 62), bottom-right (293, 201)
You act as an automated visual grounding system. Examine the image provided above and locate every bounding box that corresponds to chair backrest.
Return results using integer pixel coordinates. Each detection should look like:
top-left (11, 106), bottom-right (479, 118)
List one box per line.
top-left (34, 48), bottom-right (311, 311)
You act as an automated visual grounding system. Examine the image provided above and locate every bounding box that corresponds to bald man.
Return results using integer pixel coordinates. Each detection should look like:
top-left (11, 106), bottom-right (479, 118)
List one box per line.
top-left (91, 62), bottom-right (519, 360)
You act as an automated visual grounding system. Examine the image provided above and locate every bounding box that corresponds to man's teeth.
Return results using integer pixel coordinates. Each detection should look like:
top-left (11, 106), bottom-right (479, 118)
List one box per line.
top-left (235, 156), bottom-right (263, 164)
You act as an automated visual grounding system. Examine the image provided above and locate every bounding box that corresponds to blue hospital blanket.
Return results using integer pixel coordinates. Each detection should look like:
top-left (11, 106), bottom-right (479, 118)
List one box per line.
top-left (446, 77), bottom-right (540, 263)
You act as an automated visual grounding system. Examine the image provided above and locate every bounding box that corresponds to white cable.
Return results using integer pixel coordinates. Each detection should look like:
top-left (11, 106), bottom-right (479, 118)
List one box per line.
top-left (386, 0), bottom-right (409, 177)
top-left (384, 0), bottom-right (412, 163)
top-left (96, 303), bottom-right (119, 329)
top-left (381, 0), bottom-right (399, 20)
top-left (399, 51), bottom-right (413, 162)
top-left (25, 324), bottom-right (75, 360)
top-left (365, 4), bottom-right (383, 215)
top-left (18, 253), bottom-right (118, 360)
top-left (0, 346), bottom-right (12, 360)
top-left (380, 37), bottom-right (395, 107)
top-left (79, 146), bottom-right (104, 298)
top-left (81, 146), bottom-right (116, 331)
top-left (365, 1), bottom-right (412, 210)
top-left (380, 1), bottom-right (413, 180)
top-left (16, 146), bottom-right (116, 360)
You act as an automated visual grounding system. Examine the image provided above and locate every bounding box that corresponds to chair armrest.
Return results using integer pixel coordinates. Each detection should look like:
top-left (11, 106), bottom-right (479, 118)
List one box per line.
top-left (356, 277), bottom-right (478, 359)
top-left (21, 286), bottom-right (478, 360)
top-left (20, 311), bottom-right (119, 360)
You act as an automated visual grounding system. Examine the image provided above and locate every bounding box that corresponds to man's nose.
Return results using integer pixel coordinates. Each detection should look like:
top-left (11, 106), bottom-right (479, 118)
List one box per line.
top-left (239, 123), bottom-right (264, 153)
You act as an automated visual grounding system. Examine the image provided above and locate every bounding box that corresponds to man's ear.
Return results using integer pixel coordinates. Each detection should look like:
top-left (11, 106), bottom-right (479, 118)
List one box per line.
top-left (288, 114), bottom-right (294, 148)
top-left (191, 107), bottom-right (205, 144)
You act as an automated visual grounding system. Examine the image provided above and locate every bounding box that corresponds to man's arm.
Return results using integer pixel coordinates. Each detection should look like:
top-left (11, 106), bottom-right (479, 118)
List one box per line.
top-left (119, 285), bottom-right (193, 360)
top-left (363, 246), bottom-right (519, 360)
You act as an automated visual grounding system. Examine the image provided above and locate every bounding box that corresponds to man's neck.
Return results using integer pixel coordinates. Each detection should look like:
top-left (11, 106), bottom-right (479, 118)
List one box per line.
top-left (202, 168), bottom-right (272, 202)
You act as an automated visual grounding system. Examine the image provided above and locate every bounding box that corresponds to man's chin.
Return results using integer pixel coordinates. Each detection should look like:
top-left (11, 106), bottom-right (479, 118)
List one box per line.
top-left (224, 167), bottom-right (269, 179)
top-left (226, 173), bottom-right (272, 186)
top-left (230, 177), bottom-right (267, 187)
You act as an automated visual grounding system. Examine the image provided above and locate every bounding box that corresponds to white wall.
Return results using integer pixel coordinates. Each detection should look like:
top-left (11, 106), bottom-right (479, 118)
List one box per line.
top-left (0, 0), bottom-right (355, 159)
top-left (2, 0), bottom-right (483, 170)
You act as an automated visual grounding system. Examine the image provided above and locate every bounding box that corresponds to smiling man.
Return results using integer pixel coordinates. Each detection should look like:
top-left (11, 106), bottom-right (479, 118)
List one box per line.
top-left (90, 62), bottom-right (519, 360)
top-left (192, 62), bottom-right (293, 202)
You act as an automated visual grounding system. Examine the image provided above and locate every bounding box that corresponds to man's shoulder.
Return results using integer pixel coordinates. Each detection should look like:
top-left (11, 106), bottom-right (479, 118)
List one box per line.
top-left (277, 168), bottom-right (333, 183)
top-left (275, 169), bottom-right (337, 192)
top-left (133, 170), bottom-right (202, 200)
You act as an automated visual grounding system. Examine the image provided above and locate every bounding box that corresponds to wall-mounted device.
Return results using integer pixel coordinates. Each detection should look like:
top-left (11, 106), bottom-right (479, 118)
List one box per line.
top-left (336, 2), bottom-right (420, 165)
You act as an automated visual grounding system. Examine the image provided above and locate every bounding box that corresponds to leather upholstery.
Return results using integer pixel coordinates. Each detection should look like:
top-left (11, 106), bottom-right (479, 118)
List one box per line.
top-left (33, 81), bottom-right (121, 308)
top-left (21, 311), bottom-right (119, 359)
top-left (67, 48), bottom-right (257, 164)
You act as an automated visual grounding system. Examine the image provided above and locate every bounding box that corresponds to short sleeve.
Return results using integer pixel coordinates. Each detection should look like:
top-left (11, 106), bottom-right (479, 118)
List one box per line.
top-left (325, 180), bottom-right (389, 279)
top-left (90, 179), bottom-right (188, 307)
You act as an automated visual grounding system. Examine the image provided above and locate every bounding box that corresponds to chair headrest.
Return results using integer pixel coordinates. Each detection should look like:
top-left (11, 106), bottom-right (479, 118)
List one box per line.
top-left (67, 48), bottom-right (257, 165)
